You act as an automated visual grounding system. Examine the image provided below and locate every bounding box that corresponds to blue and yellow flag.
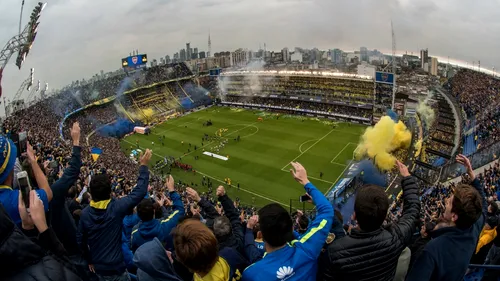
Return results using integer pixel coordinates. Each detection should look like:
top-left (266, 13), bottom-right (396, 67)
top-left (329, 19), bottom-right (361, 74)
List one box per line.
top-left (91, 147), bottom-right (102, 162)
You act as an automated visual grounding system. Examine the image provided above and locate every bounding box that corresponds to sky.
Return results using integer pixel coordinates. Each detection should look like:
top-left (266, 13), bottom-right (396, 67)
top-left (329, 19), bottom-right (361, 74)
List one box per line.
top-left (1, 0), bottom-right (500, 105)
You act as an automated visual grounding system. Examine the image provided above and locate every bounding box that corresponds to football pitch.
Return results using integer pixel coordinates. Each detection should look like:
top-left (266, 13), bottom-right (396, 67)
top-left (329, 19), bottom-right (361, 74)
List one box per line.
top-left (120, 107), bottom-right (366, 208)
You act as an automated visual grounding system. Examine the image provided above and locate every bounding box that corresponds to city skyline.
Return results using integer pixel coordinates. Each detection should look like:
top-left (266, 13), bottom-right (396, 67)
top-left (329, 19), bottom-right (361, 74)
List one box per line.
top-left (1, 0), bottom-right (499, 103)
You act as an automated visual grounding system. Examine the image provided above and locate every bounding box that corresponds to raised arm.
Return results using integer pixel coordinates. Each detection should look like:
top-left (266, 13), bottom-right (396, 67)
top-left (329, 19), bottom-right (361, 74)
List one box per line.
top-left (391, 161), bottom-right (421, 245)
top-left (51, 123), bottom-right (82, 203)
top-left (244, 215), bottom-right (263, 263)
top-left (159, 176), bottom-right (185, 241)
top-left (457, 154), bottom-right (487, 216)
top-left (218, 186), bottom-right (245, 249)
top-left (27, 142), bottom-right (52, 202)
top-left (290, 162), bottom-right (333, 259)
top-left (114, 150), bottom-right (151, 217)
top-left (187, 187), bottom-right (220, 220)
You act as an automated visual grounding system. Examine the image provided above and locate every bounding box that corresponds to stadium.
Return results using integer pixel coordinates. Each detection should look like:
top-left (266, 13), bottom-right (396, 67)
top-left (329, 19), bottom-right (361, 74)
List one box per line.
top-left (1, 2), bottom-right (500, 281)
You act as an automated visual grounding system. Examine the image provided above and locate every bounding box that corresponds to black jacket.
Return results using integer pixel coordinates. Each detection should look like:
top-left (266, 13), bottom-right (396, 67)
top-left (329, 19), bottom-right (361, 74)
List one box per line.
top-left (318, 176), bottom-right (420, 281)
top-left (49, 146), bottom-right (82, 256)
top-left (406, 178), bottom-right (486, 281)
top-left (0, 204), bottom-right (82, 281)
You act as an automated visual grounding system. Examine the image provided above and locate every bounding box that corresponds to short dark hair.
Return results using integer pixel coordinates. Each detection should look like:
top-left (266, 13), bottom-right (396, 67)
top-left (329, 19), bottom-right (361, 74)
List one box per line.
top-left (137, 199), bottom-right (154, 222)
top-left (354, 185), bottom-right (389, 231)
top-left (452, 184), bottom-right (483, 229)
top-left (258, 203), bottom-right (293, 247)
top-left (89, 174), bottom-right (111, 202)
top-left (174, 219), bottom-right (218, 275)
top-left (297, 216), bottom-right (309, 233)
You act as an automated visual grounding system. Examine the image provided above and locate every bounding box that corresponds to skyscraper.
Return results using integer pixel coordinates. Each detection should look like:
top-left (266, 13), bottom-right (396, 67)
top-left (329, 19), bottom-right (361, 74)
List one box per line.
top-left (199, 51), bottom-right (206, 59)
top-left (281, 47), bottom-right (289, 63)
top-left (165, 55), bottom-right (171, 64)
top-left (332, 49), bottom-right (342, 64)
top-left (186, 43), bottom-right (191, 61)
top-left (208, 32), bottom-right (212, 58)
top-left (360, 47), bottom-right (368, 62)
top-left (430, 57), bottom-right (438, 76)
top-left (180, 49), bottom-right (186, 62)
top-left (420, 49), bottom-right (429, 69)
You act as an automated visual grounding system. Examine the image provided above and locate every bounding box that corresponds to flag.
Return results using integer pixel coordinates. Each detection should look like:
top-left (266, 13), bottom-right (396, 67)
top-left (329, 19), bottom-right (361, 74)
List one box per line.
top-left (91, 147), bottom-right (102, 162)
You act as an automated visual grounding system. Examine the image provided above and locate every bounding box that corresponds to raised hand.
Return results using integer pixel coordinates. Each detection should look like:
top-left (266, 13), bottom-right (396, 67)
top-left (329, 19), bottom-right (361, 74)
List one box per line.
top-left (247, 215), bottom-right (259, 229)
top-left (456, 154), bottom-right (474, 180)
top-left (70, 122), bottom-right (81, 146)
top-left (18, 192), bottom-right (34, 230)
top-left (396, 160), bottom-right (410, 177)
top-left (290, 162), bottom-right (310, 185)
top-left (26, 142), bottom-right (36, 164)
top-left (165, 175), bottom-right (175, 192)
top-left (139, 149), bottom-right (152, 166)
top-left (186, 187), bottom-right (201, 202)
top-left (29, 190), bottom-right (48, 233)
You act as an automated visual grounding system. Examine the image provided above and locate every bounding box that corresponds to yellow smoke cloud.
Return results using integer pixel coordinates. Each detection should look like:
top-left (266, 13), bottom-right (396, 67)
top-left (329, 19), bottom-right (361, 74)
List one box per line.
top-left (414, 139), bottom-right (423, 157)
top-left (417, 98), bottom-right (435, 129)
top-left (142, 108), bottom-right (154, 118)
top-left (355, 116), bottom-right (412, 171)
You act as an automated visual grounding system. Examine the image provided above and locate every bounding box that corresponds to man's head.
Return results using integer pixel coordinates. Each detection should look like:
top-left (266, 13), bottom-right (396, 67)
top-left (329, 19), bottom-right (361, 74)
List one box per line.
top-left (442, 184), bottom-right (483, 229)
top-left (297, 215), bottom-right (309, 234)
top-left (213, 216), bottom-right (231, 239)
top-left (420, 222), bottom-right (435, 238)
top-left (137, 199), bottom-right (154, 222)
top-left (0, 136), bottom-right (17, 186)
top-left (89, 174), bottom-right (111, 202)
top-left (354, 185), bottom-right (389, 232)
top-left (253, 222), bottom-right (263, 240)
top-left (258, 203), bottom-right (293, 248)
top-left (174, 219), bottom-right (218, 275)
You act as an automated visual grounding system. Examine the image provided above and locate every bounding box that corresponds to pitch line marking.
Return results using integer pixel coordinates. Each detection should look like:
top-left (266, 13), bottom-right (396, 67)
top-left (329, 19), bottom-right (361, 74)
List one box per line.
top-left (324, 159), bottom-right (353, 196)
top-left (122, 139), bottom-right (288, 207)
top-left (281, 129), bottom-right (335, 171)
top-left (279, 167), bottom-right (335, 185)
top-left (299, 139), bottom-right (318, 153)
top-left (330, 142), bottom-right (357, 164)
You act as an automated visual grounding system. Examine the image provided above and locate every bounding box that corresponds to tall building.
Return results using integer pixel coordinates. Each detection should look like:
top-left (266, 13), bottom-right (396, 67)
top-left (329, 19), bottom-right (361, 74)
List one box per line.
top-left (231, 49), bottom-right (251, 67)
top-left (150, 59), bottom-right (158, 67)
top-left (199, 51), bottom-right (206, 59)
top-left (192, 47), bottom-right (198, 60)
top-left (430, 57), bottom-right (438, 76)
top-left (360, 47), bottom-right (368, 62)
top-left (180, 49), bottom-right (186, 61)
top-left (173, 53), bottom-right (179, 63)
top-left (208, 32), bottom-right (211, 58)
top-left (332, 48), bottom-right (342, 64)
top-left (420, 49), bottom-right (429, 69)
top-left (281, 47), bottom-right (289, 63)
top-left (160, 57), bottom-right (165, 65)
top-left (165, 55), bottom-right (171, 64)
top-left (186, 43), bottom-right (191, 61)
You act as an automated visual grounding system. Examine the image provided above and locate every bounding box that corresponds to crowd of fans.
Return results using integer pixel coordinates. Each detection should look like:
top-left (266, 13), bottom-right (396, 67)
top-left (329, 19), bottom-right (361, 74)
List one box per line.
top-left (3, 65), bottom-right (500, 281)
top-left (224, 95), bottom-right (373, 120)
top-left (450, 69), bottom-right (500, 149)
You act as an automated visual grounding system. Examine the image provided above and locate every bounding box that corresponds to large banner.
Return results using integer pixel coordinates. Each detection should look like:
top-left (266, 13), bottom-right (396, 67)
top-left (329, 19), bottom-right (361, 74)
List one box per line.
top-left (375, 71), bottom-right (395, 85)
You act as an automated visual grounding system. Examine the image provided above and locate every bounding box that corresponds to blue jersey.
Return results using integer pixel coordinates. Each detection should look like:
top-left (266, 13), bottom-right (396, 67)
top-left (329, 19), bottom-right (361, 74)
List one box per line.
top-left (255, 239), bottom-right (265, 256)
top-left (242, 182), bottom-right (333, 281)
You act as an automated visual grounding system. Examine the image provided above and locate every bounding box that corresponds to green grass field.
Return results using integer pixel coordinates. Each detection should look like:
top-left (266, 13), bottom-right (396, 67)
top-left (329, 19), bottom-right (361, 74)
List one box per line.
top-left (120, 107), bottom-right (365, 208)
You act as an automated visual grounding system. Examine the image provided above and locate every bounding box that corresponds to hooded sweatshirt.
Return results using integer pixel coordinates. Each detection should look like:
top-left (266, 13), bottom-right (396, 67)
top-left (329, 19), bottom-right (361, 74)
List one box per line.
top-left (133, 237), bottom-right (182, 281)
top-left (131, 191), bottom-right (184, 252)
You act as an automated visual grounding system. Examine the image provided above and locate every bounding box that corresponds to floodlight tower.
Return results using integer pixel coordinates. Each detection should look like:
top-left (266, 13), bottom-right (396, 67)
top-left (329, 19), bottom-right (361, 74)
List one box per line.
top-left (391, 20), bottom-right (397, 110)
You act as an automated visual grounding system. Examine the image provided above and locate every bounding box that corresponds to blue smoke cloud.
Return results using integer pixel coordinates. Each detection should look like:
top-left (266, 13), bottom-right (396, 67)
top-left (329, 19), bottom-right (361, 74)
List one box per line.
top-left (351, 159), bottom-right (387, 187)
top-left (387, 109), bottom-right (399, 123)
top-left (96, 118), bottom-right (136, 138)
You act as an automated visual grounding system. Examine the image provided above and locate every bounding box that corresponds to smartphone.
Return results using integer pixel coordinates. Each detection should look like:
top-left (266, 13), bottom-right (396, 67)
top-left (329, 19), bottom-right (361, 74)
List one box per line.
top-left (17, 171), bottom-right (32, 210)
top-left (18, 132), bottom-right (27, 157)
top-left (299, 194), bottom-right (311, 203)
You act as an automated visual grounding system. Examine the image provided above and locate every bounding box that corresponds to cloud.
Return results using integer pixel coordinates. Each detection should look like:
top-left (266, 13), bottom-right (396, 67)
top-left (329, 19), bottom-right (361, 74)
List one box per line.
top-left (1, 0), bottom-right (499, 112)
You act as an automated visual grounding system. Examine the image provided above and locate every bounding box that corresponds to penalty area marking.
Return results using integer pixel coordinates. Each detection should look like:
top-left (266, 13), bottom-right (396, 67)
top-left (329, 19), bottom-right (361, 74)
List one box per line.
top-left (122, 139), bottom-right (288, 207)
top-left (330, 142), bottom-right (357, 165)
top-left (299, 139), bottom-right (318, 153)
